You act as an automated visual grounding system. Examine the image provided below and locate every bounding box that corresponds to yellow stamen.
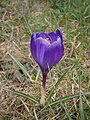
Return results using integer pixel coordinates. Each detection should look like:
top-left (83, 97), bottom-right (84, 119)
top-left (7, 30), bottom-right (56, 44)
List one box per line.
top-left (45, 38), bottom-right (50, 43)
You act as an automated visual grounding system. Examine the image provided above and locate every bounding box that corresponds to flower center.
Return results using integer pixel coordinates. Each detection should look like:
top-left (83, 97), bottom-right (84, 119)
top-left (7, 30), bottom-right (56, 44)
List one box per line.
top-left (45, 38), bottom-right (50, 43)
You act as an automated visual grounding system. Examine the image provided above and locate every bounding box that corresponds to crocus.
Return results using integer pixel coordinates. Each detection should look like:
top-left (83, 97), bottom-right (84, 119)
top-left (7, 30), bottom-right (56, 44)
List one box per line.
top-left (30, 29), bottom-right (64, 104)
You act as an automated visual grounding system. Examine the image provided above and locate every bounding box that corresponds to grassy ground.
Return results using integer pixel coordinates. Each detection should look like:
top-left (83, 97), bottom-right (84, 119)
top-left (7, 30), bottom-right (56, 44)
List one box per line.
top-left (0, 0), bottom-right (90, 119)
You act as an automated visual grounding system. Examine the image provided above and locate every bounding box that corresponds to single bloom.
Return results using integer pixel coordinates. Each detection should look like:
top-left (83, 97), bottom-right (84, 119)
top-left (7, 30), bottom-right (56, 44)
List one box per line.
top-left (30, 29), bottom-right (64, 104)
top-left (30, 29), bottom-right (64, 74)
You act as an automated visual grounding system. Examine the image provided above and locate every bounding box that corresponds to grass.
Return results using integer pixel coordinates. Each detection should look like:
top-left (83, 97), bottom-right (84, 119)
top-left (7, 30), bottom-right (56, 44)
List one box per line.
top-left (0, 0), bottom-right (90, 119)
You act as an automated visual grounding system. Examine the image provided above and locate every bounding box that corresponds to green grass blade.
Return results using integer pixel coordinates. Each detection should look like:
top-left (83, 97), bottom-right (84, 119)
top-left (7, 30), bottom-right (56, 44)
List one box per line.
top-left (22, 4), bottom-right (32, 35)
top-left (79, 72), bottom-right (85, 120)
top-left (0, 32), bottom-right (9, 36)
top-left (80, 95), bottom-right (85, 120)
top-left (4, 89), bottom-right (39, 104)
top-left (46, 69), bottom-right (69, 101)
top-left (8, 52), bottom-right (31, 80)
top-left (48, 92), bottom-right (90, 107)
top-left (36, 68), bottom-right (41, 81)
top-left (60, 101), bottom-right (73, 120)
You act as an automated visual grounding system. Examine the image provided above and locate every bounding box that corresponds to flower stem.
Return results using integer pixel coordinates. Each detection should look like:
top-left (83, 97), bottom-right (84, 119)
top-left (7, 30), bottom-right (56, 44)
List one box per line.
top-left (40, 73), bottom-right (47, 105)
top-left (42, 73), bottom-right (47, 89)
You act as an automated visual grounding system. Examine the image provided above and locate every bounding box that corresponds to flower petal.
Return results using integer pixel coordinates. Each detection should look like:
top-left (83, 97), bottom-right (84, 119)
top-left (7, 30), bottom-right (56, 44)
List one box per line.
top-left (38, 32), bottom-right (49, 39)
top-left (30, 32), bottom-right (38, 62)
top-left (43, 38), bottom-right (64, 69)
top-left (56, 29), bottom-right (63, 41)
top-left (48, 32), bottom-right (58, 43)
top-left (31, 37), bottom-right (50, 68)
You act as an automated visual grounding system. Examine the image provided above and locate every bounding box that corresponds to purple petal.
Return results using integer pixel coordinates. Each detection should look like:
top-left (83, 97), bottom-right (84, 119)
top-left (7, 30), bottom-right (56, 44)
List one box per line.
top-left (48, 32), bottom-right (58, 43)
top-left (43, 38), bottom-right (64, 70)
top-left (37, 32), bottom-right (52, 44)
top-left (31, 32), bottom-right (36, 40)
top-left (31, 37), bottom-right (50, 68)
top-left (56, 29), bottom-right (63, 41)
top-left (38, 32), bottom-right (50, 39)
top-left (30, 32), bottom-right (38, 63)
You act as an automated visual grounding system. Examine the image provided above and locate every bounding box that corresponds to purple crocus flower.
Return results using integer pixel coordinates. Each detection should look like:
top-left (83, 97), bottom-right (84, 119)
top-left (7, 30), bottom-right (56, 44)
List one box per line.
top-left (30, 29), bottom-right (64, 104)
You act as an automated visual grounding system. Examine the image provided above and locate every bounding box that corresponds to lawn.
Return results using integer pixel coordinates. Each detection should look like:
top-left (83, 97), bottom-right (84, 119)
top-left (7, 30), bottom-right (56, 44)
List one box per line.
top-left (0, 0), bottom-right (90, 119)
